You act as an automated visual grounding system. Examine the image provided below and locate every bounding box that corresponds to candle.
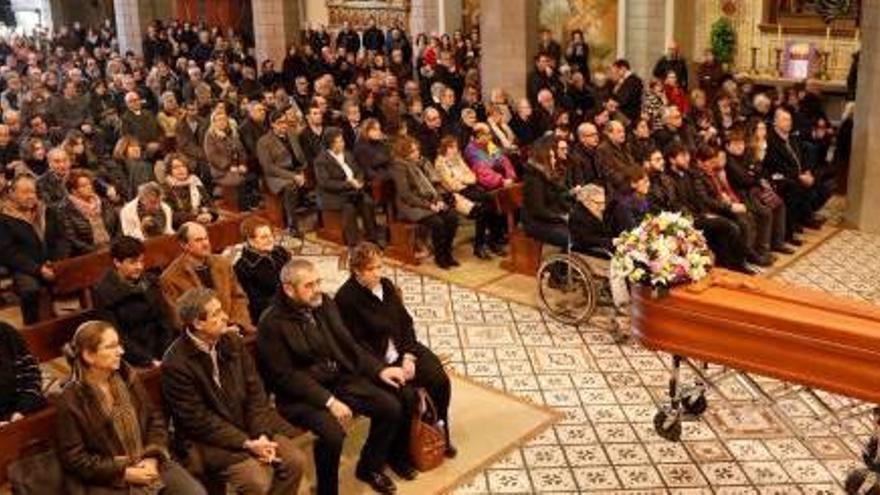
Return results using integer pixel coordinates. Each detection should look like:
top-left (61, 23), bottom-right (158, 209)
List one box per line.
top-left (777, 23), bottom-right (782, 46)
top-left (855, 28), bottom-right (860, 44)
top-left (825, 25), bottom-right (831, 52)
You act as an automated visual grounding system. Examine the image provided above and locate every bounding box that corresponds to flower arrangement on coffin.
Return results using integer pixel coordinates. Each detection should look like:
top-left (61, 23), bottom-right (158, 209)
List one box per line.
top-left (611, 211), bottom-right (714, 295)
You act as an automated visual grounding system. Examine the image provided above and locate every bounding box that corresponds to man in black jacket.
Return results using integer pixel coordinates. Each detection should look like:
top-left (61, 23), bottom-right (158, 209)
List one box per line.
top-left (764, 108), bottom-right (831, 237)
top-left (0, 174), bottom-right (64, 324)
top-left (610, 59), bottom-right (644, 123)
top-left (162, 287), bottom-right (306, 495)
top-left (257, 259), bottom-right (409, 495)
top-left (93, 236), bottom-right (175, 367)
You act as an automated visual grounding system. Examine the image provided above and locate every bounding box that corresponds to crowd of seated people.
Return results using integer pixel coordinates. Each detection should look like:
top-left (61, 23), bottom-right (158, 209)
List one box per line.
top-left (0, 13), bottom-right (853, 495)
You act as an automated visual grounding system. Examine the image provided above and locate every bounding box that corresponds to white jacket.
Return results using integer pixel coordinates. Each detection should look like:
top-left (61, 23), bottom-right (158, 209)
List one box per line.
top-left (119, 198), bottom-right (174, 240)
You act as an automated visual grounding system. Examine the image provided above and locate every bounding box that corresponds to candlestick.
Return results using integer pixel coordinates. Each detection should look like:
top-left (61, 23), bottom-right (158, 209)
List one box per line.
top-left (775, 47), bottom-right (784, 78)
top-left (777, 24), bottom-right (782, 46)
top-left (824, 25), bottom-right (831, 53)
top-left (750, 47), bottom-right (759, 75)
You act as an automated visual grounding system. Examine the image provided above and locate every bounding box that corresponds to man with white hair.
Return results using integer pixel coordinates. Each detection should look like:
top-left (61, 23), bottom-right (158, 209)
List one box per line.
top-left (653, 105), bottom-right (696, 152)
top-left (121, 91), bottom-right (162, 155)
top-left (36, 147), bottom-right (71, 206)
top-left (569, 122), bottom-right (605, 189)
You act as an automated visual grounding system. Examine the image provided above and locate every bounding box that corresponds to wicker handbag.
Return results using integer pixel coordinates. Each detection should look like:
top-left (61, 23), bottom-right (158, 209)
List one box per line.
top-left (409, 388), bottom-right (446, 471)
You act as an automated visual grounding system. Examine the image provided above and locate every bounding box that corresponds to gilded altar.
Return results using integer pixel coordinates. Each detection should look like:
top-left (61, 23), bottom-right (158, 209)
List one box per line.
top-left (327, 0), bottom-right (410, 29)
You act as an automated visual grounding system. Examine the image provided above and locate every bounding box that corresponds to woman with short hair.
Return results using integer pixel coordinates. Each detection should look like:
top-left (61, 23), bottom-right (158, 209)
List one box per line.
top-left (58, 169), bottom-right (119, 256)
top-left (233, 216), bottom-right (291, 323)
top-left (160, 153), bottom-right (217, 229)
top-left (335, 242), bottom-right (457, 459)
top-left (56, 320), bottom-right (206, 494)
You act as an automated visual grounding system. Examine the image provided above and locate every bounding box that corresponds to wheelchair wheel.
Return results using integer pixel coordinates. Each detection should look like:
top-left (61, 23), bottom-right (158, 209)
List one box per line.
top-left (537, 253), bottom-right (598, 326)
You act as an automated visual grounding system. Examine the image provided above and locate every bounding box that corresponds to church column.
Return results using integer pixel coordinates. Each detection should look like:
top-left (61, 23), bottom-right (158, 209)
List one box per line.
top-left (479, 0), bottom-right (538, 102)
top-left (621, 0), bottom-right (668, 79)
top-left (114, 0), bottom-right (146, 56)
top-left (845, 1), bottom-right (880, 233)
top-left (251, 0), bottom-right (301, 68)
top-left (410, 0), bottom-right (462, 38)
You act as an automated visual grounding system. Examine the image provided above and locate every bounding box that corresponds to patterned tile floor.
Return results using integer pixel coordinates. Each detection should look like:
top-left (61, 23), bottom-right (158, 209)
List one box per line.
top-left (292, 222), bottom-right (877, 494)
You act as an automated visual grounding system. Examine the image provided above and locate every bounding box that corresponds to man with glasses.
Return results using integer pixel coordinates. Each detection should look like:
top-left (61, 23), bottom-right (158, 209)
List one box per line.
top-left (653, 105), bottom-right (696, 153)
top-left (121, 91), bottom-right (162, 157)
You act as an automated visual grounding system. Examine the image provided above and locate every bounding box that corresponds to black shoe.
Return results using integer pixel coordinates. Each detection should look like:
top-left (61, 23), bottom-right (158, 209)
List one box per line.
top-left (747, 252), bottom-right (773, 267)
top-left (489, 242), bottom-right (507, 256)
top-left (356, 470), bottom-right (397, 494)
top-left (786, 236), bottom-right (804, 247)
top-left (803, 217), bottom-right (824, 230)
top-left (448, 256), bottom-right (461, 267)
top-left (794, 225), bottom-right (805, 234)
top-left (435, 257), bottom-right (452, 270)
top-left (736, 263), bottom-right (762, 275)
top-left (772, 244), bottom-right (796, 255)
top-left (389, 461), bottom-right (419, 480)
top-left (474, 245), bottom-right (492, 260)
top-left (445, 444), bottom-right (458, 458)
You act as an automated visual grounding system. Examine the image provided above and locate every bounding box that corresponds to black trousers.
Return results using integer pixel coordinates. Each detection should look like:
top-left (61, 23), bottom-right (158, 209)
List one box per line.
top-left (281, 184), bottom-right (305, 232)
top-left (695, 215), bottom-right (745, 269)
top-left (459, 185), bottom-right (505, 248)
top-left (338, 192), bottom-right (379, 247)
top-left (13, 271), bottom-right (45, 325)
top-left (279, 376), bottom-right (401, 495)
top-left (388, 342), bottom-right (453, 462)
top-left (421, 209), bottom-right (459, 261)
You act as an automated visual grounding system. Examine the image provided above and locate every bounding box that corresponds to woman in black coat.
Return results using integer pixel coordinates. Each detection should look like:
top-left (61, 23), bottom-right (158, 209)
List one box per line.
top-left (0, 321), bottom-right (46, 424)
top-left (58, 169), bottom-right (119, 256)
top-left (334, 242), bottom-right (457, 458)
top-left (521, 136), bottom-right (572, 248)
top-left (353, 118), bottom-right (393, 182)
top-left (56, 320), bottom-right (205, 494)
top-left (233, 216), bottom-right (291, 322)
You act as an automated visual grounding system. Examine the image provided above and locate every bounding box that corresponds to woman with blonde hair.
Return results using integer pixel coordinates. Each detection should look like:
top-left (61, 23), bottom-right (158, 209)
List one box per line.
top-left (203, 108), bottom-right (247, 199)
top-left (156, 92), bottom-right (180, 146)
top-left (56, 320), bottom-right (206, 494)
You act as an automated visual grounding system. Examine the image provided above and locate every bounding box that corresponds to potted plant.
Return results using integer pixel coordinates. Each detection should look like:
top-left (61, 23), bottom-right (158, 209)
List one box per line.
top-left (710, 17), bottom-right (736, 68)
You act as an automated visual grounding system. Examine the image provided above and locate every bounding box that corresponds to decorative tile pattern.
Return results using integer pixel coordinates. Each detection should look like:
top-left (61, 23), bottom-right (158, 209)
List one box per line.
top-left (291, 231), bottom-right (877, 493)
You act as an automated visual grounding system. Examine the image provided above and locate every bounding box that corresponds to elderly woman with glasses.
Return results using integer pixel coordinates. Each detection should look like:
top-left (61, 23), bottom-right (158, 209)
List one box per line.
top-left (56, 320), bottom-right (206, 494)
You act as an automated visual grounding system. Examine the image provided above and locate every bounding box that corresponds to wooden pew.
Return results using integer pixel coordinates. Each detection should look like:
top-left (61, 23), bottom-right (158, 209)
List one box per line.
top-left (496, 183), bottom-right (543, 276)
top-left (22, 310), bottom-right (99, 363)
top-left (50, 214), bottom-right (250, 308)
top-left (378, 179), bottom-right (422, 266)
top-left (316, 209), bottom-right (345, 245)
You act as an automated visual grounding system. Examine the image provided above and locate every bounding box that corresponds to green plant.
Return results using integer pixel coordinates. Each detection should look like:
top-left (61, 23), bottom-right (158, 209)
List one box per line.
top-left (710, 17), bottom-right (736, 65)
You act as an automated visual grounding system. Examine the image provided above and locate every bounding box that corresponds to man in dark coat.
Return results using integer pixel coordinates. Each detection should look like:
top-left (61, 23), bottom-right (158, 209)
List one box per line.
top-left (610, 59), bottom-right (644, 123)
top-left (36, 147), bottom-right (71, 207)
top-left (0, 174), bottom-right (64, 324)
top-left (257, 259), bottom-right (409, 495)
top-left (313, 128), bottom-right (381, 247)
top-left (764, 108), bottom-right (831, 237)
top-left (93, 236), bottom-right (175, 367)
top-left (162, 287), bottom-right (306, 494)
top-left (256, 110), bottom-right (308, 235)
top-left (362, 18), bottom-right (385, 53)
top-left (335, 21), bottom-right (361, 54)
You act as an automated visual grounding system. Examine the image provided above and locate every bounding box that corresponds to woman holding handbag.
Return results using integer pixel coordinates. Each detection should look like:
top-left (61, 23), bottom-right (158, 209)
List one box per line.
top-left (55, 320), bottom-right (206, 494)
top-left (334, 242), bottom-right (457, 465)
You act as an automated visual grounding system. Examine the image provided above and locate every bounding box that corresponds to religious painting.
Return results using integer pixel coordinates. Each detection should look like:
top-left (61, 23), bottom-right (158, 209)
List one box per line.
top-left (326, 0), bottom-right (409, 29)
top-left (539, 0), bottom-right (618, 70)
top-left (463, 0), bottom-right (618, 70)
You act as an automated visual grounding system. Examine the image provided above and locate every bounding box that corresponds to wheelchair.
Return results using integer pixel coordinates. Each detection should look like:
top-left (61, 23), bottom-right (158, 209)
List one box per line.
top-left (535, 237), bottom-right (622, 333)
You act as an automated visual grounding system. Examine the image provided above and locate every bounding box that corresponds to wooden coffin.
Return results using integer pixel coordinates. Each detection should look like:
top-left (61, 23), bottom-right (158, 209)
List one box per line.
top-left (630, 269), bottom-right (880, 404)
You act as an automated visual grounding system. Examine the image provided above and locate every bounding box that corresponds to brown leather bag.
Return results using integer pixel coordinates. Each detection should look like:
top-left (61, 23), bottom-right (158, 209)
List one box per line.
top-left (409, 388), bottom-right (446, 471)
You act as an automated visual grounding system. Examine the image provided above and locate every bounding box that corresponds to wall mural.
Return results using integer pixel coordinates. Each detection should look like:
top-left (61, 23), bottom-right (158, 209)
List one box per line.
top-left (463, 0), bottom-right (618, 70)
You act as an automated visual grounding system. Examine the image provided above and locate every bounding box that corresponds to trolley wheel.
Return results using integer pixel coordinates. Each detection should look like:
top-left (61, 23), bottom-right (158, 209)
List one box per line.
top-left (653, 408), bottom-right (682, 442)
top-left (537, 253), bottom-right (598, 326)
top-left (846, 468), bottom-right (880, 495)
top-left (682, 390), bottom-right (708, 416)
top-left (864, 437), bottom-right (880, 471)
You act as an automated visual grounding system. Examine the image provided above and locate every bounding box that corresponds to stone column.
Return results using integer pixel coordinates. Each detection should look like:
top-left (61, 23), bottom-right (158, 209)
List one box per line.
top-left (410, 0), bottom-right (440, 37)
top-left (480, 0), bottom-right (538, 102)
top-left (114, 0), bottom-right (146, 56)
top-left (845, 1), bottom-right (880, 233)
top-left (252, 0), bottom-right (301, 69)
top-left (622, 0), bottom-right (667, 79)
